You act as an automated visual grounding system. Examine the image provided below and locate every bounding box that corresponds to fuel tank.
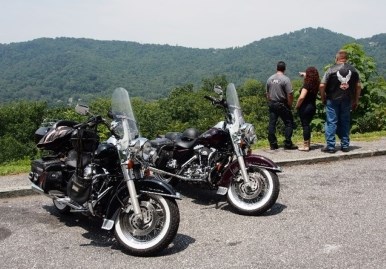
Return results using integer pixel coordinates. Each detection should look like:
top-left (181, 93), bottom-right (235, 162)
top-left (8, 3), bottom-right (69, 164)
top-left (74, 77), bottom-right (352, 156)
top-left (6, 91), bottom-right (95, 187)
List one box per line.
top-left (95, 142), bottom-right (120, 172)
top-left (197, 127), bottom-right (229, 148)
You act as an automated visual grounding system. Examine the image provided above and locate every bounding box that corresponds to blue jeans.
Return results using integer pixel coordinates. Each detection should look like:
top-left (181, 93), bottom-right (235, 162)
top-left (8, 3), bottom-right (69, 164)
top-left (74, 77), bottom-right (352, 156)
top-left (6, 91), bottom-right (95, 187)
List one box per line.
top-left (325, 98), bottom-right (351, 149)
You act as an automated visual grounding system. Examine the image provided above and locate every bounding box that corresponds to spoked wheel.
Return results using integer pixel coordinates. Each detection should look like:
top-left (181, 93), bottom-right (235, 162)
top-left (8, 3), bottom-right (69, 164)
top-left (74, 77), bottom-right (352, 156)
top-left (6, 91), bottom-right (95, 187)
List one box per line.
top-left (52, 199), bottom-right (71, 214)
top-left (227, 167), bottom-right (279, 215)
top-left (114, 194), bottom-right (180, 256)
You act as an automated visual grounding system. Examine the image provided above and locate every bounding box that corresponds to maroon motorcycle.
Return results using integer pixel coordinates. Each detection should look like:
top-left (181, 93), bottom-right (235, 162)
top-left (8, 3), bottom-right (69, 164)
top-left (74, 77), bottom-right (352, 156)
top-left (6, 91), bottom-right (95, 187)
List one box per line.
top-left (147, 83), bottom-right (281, 215)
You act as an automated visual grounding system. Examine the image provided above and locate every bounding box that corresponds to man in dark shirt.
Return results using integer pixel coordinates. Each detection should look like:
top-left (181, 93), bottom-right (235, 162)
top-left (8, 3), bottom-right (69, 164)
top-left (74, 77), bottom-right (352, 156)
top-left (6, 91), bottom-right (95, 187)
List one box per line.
top-left (319, 50), bottom-right (362, 153)
top-left (266, 61), bottom-right (297, 150)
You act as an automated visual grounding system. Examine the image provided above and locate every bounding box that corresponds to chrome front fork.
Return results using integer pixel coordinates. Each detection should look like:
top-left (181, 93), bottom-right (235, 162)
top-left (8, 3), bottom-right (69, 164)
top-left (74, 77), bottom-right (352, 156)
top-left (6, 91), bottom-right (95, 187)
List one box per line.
top-left (237, 155), bottom-right (250, 183)
top-left (232, 140), bottom-right (251, 184)
top-left (121, 163), bottom-right (142, 217)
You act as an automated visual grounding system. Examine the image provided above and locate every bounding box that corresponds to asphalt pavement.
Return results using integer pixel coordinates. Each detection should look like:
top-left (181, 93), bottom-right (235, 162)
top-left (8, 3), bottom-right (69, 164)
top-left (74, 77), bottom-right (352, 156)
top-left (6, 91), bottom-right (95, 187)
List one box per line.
top-left (1, 137), bottom-right (386, 198)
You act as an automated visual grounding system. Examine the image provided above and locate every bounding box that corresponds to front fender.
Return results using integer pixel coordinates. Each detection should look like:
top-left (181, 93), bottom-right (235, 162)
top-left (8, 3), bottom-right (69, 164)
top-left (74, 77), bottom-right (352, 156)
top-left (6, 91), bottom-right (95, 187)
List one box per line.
top-left (137, 177), bottom-right (181, 200)
top-left (102, 177), bottom-right (180, 229)
top-left (218, 154), bottom-right (282, 187)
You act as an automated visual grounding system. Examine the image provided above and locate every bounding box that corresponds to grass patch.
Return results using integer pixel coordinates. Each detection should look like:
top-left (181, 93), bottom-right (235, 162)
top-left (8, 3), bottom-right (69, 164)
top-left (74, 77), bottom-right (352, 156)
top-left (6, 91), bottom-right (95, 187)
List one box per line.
top-left (0, 158), bottom-right (31, 176)
top-left (253, 131), bottom-right (386, 150)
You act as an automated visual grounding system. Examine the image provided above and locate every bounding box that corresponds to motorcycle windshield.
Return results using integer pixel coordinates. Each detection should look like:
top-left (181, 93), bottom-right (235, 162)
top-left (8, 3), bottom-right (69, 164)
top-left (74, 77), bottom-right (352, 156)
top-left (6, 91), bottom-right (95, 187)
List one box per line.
top-left (226, 83), bottom-right (245, 130)
top-left (111, 87), bottom-right (139, 148)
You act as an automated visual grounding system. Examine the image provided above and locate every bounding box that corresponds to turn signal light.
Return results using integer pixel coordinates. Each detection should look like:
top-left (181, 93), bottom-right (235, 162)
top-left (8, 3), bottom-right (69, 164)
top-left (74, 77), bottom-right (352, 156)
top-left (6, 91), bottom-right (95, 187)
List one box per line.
top-left (127, 160), bottom-right (135, 169)
top-left (144, 168), bottom-right (151, 177)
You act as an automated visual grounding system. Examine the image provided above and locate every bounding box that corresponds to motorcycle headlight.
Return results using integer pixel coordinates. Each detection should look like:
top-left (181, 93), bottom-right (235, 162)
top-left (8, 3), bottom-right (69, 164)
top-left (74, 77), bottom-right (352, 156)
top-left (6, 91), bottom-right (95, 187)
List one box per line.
top-left (241, 123), bottom-right (257, 144)
top-left (130, 138), bottom-right (157, 162)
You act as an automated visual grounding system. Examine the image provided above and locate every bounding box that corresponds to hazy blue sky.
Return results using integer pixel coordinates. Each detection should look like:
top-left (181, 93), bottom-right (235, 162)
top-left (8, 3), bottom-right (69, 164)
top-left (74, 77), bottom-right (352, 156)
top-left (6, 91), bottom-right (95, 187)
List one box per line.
top-left (1, 0), bottom-right (385, 48)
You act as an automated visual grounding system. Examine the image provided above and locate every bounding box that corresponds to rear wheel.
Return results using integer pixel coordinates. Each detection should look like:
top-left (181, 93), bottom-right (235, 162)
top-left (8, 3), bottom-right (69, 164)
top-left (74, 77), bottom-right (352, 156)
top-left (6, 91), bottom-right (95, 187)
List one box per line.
top-left (227, 167), bottom-right (279, 215)
top-left (114, 194), bottom-right (180, 256)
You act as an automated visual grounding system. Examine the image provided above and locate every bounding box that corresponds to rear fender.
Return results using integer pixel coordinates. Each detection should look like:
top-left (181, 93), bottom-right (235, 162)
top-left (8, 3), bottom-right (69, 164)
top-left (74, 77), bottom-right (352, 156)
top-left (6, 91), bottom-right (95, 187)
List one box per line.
top-left (102, 177), bottom-right (180, 229)
top-left (218, 154), bottom-right (282, 187)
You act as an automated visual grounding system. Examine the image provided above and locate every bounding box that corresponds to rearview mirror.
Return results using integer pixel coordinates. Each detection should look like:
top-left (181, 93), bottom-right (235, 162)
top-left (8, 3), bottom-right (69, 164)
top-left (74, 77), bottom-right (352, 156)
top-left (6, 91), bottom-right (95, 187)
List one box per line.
top-left (75, 104), bottom-right (89, 115)
top-left (107, 109), bottom-right (114, 119)
top-left (214, 85), bottom-right (223, 95)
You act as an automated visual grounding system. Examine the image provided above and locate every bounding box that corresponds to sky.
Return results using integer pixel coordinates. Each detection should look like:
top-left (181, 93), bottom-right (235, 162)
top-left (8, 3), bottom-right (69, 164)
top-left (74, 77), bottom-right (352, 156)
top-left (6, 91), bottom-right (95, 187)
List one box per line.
top-left (1, 0), bottom-right (385, 49)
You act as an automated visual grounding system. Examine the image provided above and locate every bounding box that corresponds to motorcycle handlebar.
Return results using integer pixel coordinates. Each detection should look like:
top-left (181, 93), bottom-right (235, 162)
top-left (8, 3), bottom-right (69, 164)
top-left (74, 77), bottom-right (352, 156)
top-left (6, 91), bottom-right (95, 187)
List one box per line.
top-left (204, 95), bottom-right (225, 107)
top-left (204, 95), bottom-right (215, 102)
top-left (74, 115), bottom-right (106, 129)
top-left (74, 114), bottom-right (121, 139)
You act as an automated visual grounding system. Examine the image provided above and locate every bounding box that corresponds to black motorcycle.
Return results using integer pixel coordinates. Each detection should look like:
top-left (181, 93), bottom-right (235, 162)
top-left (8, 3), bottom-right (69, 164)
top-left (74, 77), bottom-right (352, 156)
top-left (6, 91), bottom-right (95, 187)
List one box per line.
top-left (148, 83), bottom-right (281, 215)
top-left (29, 87), bottom-right (180, 256)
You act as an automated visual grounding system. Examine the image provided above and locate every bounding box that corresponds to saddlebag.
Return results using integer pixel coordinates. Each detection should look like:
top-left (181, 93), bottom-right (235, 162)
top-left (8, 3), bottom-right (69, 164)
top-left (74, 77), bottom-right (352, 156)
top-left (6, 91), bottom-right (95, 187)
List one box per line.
top-left (29, 159), bottom-right (65, 193)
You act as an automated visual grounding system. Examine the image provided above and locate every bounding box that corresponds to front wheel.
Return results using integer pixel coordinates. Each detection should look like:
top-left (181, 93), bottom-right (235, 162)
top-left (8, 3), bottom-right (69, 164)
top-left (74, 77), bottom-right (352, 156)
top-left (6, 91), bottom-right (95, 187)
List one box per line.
top-left (114, 194), bottom-right (180, 256)
top-left (227, 167), bottom-right (279, 215)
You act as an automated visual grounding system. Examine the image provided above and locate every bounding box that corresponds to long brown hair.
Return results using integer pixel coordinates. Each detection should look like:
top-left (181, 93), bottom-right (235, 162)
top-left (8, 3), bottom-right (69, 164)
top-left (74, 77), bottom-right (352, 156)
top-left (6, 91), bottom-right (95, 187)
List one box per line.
top-left (304, 66), bottom-right (320, 94)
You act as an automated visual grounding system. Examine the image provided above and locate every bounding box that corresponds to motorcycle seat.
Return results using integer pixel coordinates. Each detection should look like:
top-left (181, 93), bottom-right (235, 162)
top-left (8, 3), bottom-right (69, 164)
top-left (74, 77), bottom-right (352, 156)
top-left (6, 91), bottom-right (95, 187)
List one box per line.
top-left (150, 137), bottom-right (174, 149)
top-left (175, 138), bottom-right (196, 149)
top-left (165, 132), bottom-right (182, 141)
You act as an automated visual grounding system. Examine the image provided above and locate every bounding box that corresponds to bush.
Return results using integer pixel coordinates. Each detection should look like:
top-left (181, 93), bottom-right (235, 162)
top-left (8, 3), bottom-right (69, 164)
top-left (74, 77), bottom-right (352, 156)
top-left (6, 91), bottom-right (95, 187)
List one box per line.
top-left (0, 135), bottom-right (36, 164)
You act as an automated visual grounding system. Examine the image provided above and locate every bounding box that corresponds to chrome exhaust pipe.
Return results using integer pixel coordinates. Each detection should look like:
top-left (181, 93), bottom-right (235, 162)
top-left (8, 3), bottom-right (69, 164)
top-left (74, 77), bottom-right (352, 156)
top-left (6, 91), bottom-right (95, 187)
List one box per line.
top-left (55, 198), bottom-right (85, 211)
top-left (148, 166), bottom-right (205, 181)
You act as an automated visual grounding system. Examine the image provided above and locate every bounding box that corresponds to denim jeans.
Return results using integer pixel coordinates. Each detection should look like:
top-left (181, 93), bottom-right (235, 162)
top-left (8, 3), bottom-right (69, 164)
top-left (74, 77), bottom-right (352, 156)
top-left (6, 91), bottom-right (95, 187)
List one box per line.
top-left (325, 98), bottom-right (351, 149)
top-left (268, 101), bottom-right (295, 147)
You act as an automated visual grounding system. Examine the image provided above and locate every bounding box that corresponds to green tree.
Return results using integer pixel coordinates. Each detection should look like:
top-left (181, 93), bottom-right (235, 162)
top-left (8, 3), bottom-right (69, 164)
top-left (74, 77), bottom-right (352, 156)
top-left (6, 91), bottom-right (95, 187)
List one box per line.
top-left (341, 43), bottom-right (385, 132)
top-left (238, 79), bottom-right (269, 140)
top-left (0, 101), bottom-right (47, 162)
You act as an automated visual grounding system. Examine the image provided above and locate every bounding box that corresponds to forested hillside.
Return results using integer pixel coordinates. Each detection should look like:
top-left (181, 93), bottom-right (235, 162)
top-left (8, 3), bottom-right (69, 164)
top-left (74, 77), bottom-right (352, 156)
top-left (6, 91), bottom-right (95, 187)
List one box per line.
top-left (0, 27), bottom-right (385, 104)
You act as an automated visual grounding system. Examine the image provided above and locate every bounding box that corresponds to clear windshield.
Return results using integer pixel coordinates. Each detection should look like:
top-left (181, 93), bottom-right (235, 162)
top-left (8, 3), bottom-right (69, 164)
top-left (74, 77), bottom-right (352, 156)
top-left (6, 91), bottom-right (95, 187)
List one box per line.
top-left (111, 87), bottom-right (139, 148)
top-left (226, 83), bottom-right (245, 129)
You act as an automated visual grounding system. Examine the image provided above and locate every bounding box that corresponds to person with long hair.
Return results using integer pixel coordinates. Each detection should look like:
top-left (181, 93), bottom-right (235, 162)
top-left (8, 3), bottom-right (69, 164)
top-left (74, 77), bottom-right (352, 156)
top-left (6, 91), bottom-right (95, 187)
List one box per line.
top-left (295, 66), bottom-right (320, 151)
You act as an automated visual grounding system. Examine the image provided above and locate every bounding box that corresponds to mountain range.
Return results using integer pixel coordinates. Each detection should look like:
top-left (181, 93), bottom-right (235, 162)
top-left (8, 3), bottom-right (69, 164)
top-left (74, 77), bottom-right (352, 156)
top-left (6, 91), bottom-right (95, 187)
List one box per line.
top-left (0, 27), bottom-right (385, 104)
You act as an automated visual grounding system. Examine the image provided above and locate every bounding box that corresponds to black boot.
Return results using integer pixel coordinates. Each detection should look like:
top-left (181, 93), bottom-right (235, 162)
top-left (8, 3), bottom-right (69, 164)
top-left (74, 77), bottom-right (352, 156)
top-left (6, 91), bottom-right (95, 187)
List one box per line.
top-left (284, 143), bottom-right (298, 150)
top-left (270, 143), bottom-right (279, 150)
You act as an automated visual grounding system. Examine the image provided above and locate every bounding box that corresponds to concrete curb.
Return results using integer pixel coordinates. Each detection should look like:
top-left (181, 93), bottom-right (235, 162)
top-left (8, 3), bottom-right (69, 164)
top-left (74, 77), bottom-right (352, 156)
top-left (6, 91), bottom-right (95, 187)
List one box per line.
top-left (274, 149), bottom-right (386, 166)
top-left (1, 148), bottom-right (386, 198)
top-left (0, 186), bottom-right (37, 198)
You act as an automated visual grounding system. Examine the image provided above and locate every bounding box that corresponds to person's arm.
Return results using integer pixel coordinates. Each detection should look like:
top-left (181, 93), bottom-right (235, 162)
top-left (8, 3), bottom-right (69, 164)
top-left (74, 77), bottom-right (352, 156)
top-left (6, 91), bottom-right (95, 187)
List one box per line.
top-left (266, 81), bottom-right (271, 101)
top-left (319, 83), bottom-right (326, 105)
top-left (287, 92), bottom-right (294, 107)
top-left (295, 88), bottom-right (308, 109)
top-left (320, 71), bottom-right (329, 105)
top-left (285, 78), bottom-right (293, 107)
